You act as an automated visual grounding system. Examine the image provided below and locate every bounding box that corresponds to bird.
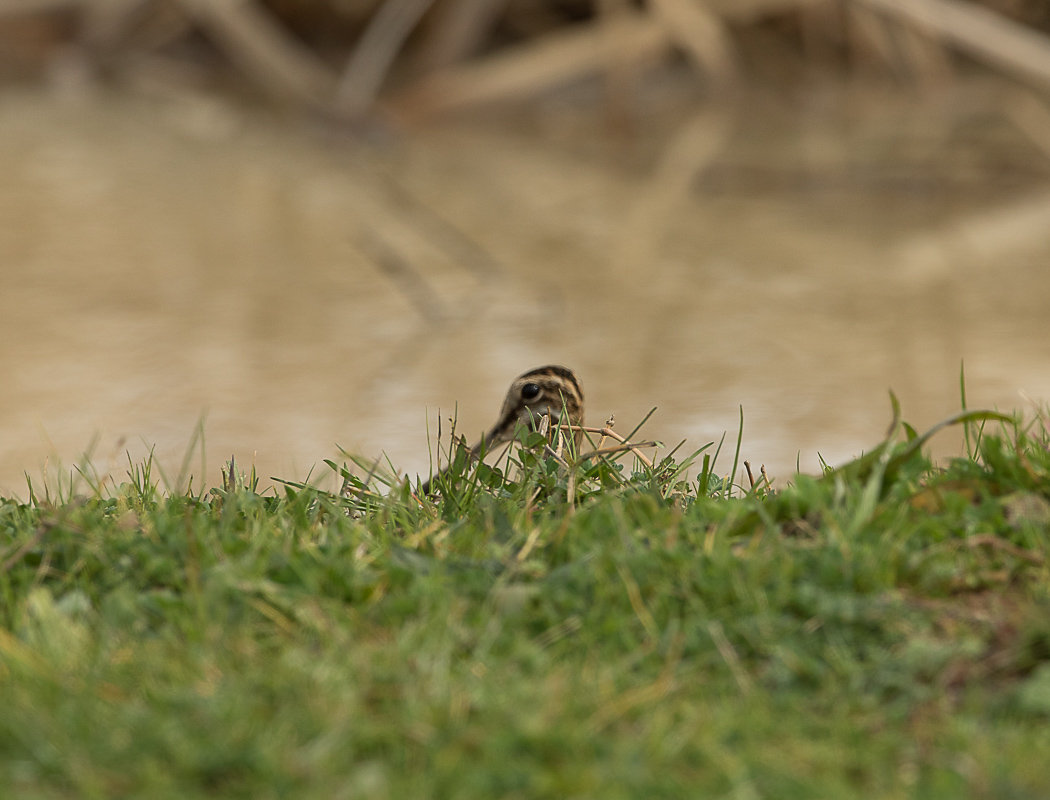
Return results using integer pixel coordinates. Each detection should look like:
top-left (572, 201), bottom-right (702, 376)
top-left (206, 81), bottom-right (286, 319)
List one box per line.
top-left (421, 365), bottom-right (585, 495)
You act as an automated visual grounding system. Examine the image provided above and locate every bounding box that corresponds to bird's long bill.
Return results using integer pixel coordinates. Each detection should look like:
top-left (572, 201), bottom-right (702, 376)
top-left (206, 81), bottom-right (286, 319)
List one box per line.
top-left (470, 419), bottom-right (530, 458)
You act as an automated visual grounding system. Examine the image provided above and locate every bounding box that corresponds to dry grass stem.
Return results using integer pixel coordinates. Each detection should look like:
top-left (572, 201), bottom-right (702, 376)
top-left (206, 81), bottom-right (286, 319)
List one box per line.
top-left (559, 423), bottom-right (657, 469)
top-left (516, 525), bottom-right (544, 561)
top-left (707, 620), bottom-right (752, 694)
top-left (597, 415), bottom-right (614, 452)
top-left (577, 442), bottom-right (660, 462)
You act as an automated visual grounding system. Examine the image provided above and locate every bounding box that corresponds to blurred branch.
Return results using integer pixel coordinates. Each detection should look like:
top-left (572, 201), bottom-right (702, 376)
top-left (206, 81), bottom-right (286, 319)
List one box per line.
top-left (387, 0), bottom-right (835, 120)
top-left (174, 0), bottom-right (335, 104)
top-left (335, 0), bottom-right (438, 116)
top-left (416, 0), bottom-right (510, 72)
top-left (848, 4), bottom-right (912, 78)
top-left (895, 18), bottom-right (954, 87)
top-left (854, 0), bottom-right (1050, 91)
top-left (386, 11), bottom-right (671, 119)
top-left (597, 0), bottom-right (641, 134)
top-left (649, 0), bottom-right (739, 92)
top-left (847, 3), bottom-right (953, 85)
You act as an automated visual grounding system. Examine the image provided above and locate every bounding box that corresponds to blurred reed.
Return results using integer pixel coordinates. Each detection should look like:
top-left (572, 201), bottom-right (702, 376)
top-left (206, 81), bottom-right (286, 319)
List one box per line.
top-left (2, 0), bottom-right (1050, 122)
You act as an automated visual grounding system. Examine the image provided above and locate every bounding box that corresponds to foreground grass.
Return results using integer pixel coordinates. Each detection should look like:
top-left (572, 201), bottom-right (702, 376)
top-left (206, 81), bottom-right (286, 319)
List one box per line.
top-left (2, 402), bottom-right (1050, 798)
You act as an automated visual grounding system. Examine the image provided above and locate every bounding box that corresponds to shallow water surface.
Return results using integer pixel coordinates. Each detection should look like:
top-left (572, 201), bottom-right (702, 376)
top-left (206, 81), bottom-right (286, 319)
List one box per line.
top-left (1, 82), bottom-right (1048, 496)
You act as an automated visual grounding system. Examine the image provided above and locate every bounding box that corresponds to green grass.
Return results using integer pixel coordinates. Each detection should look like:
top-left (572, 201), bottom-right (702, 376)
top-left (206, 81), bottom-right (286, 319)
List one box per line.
top-left (2, 397), bottom-right (1050, 798)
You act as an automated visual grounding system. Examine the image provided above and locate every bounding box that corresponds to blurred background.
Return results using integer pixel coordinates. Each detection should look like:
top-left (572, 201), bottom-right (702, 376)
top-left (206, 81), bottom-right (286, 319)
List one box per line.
top-left (1, 0), bottom-right (1049, 496)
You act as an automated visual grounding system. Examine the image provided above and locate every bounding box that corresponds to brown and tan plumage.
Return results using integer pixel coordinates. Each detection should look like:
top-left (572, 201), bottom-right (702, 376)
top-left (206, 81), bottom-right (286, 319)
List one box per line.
top-left (422, 365), bottom-right (584, 494)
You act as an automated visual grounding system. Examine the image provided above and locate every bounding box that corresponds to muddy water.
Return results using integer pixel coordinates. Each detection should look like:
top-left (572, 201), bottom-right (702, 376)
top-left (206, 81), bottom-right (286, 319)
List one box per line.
top-left (1, 80), bottom-right (1049, 497)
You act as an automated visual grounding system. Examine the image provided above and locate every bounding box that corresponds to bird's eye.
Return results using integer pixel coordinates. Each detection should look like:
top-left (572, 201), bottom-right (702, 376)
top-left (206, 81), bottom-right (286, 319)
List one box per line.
top-left (521, 383), bottom-right (541, 400)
